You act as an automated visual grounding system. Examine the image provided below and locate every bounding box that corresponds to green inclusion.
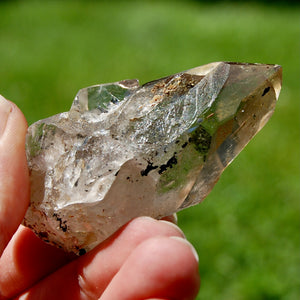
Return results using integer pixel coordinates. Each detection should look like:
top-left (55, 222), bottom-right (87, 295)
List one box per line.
top-left (87, 84), bottom-right (129, 111)
top-left (189, 125), bottom-right (212, 156)
top-left (158, 144), bottom-right (203, 194)
top-left (27, 123), bottom-right (45, 157)
top-left (27, 123), bottom-right (57, 157)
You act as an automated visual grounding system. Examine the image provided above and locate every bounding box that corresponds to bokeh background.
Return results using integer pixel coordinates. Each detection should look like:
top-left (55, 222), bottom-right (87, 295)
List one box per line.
top-left (1, 0), bottom-right (299, 299)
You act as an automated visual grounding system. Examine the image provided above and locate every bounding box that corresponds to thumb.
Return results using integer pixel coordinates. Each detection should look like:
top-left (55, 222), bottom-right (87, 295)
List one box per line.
top-left (0, 95), bottom-right (29, 256)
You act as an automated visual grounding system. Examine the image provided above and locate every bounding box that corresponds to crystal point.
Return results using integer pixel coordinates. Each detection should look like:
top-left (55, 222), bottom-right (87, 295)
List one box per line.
top-left (23, 62), bottom-right (282, 254)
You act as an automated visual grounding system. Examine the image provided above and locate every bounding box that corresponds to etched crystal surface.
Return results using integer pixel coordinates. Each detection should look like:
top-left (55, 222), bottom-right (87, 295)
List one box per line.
top-left (23, 62), bottom-right (282, 254)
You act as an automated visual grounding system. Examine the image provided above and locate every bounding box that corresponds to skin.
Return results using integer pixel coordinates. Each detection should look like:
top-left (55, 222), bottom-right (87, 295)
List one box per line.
top-left (0, 95), bottom-right (200, 300)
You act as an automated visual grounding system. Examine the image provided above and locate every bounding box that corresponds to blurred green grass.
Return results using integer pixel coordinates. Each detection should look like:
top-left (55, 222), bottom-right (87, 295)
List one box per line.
top-left (0, 0), bottom-right (299, 299)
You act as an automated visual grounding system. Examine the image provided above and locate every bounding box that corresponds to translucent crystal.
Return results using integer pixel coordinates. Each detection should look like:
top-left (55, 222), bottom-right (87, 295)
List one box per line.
top-left (23, 62), bottom-right (282, 255)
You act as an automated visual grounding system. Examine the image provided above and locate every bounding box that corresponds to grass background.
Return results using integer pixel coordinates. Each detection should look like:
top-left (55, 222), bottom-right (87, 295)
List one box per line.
top-left (0, 0), bottom-right (299, 299)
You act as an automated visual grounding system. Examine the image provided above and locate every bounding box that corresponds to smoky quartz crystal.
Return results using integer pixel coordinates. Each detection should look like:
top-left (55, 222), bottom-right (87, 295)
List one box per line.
top-left (23, 62), bottom-right (282, 254)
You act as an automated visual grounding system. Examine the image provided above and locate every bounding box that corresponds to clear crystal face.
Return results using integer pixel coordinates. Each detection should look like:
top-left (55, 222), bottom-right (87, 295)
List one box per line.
top-left (23, 62), bottom-right (282, 255)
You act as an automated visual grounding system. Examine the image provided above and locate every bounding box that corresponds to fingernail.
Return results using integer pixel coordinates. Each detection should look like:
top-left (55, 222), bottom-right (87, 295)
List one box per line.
top-left (0, 95), bottom-right (12, 137)
top-left (170, 236), bottom-right (199, 262)
top-left (159, 220), bottom-right (186, 238)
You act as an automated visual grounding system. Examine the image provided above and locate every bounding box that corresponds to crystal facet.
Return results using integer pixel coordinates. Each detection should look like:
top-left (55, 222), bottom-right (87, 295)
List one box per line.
top-left (23, 62), bottom-right (282, 254)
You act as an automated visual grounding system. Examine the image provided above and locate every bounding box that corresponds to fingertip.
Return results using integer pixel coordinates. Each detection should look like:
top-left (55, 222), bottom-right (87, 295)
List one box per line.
top-left (0, 95), bottom-right (13, 138)
top-left (158, 219), bottom-right (185, 238)
top-left (169, 236), bottom-right (199, 263)
top-left (0, 97), bottom-right (28, 142)
top-left (115, 216), bottom-right (185, 244)
top-left (0, 96), bottom-right (29, 256)
top-left (100, 236), bottom-right (200, 300)
top-left (142, 236), bottom-right (200, 299)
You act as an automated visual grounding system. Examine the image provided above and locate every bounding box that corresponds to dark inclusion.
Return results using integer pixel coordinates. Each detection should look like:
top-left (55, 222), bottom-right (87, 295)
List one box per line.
top-left (140, 153), bottom-right (178, 177)
top-left (262, 86), bottom-right (270, 97)
top-left (53, 213), bottom-right (68, 232)
top-left (158, 154), bottom-right (177, 174)
top-left (140, 125), bottom-right (211, 177)
top-left (189, 125), bottom-right (212, 159)
top-left (181, 142), bottom-right (188, 148)
top-left (79, 248), bottom-right (86, 256)
top-left (141, 162), bottom-right (158, 176)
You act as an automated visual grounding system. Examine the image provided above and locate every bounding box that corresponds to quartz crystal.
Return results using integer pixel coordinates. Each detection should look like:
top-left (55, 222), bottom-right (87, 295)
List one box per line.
top-left (23, 62), bottom-right (282, 255)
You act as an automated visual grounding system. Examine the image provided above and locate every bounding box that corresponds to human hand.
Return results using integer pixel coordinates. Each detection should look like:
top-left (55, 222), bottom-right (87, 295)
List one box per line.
top-left (0, 95), bottom-right (200, 300)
